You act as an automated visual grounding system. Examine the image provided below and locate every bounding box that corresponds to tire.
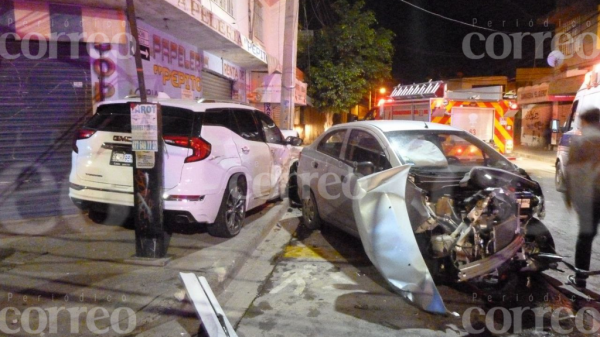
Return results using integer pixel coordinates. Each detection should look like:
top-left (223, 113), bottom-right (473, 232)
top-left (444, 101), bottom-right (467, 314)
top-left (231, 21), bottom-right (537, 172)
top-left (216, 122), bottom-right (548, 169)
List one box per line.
top-left (208, 174), bottom-right (247, 238)
top-left (555, 164), bottom-right (566, 192)
top-left (302, 190), bottom-right (322, 230)
top-left (524, 217), bottom-right (556, 254)
top-left (288, 162), bottom-right (301, 207)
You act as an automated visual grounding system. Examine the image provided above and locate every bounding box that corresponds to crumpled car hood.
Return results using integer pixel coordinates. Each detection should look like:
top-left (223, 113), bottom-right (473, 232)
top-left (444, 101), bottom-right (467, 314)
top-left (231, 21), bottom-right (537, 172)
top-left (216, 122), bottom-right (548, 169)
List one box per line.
top-left (352, 165), bottom-right (447, 314)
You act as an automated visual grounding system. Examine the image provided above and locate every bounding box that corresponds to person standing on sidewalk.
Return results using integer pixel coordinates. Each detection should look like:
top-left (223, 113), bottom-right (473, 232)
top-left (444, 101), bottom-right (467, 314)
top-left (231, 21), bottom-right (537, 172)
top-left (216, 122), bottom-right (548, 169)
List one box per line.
top-left (566, 108), bottom-right (600, 288)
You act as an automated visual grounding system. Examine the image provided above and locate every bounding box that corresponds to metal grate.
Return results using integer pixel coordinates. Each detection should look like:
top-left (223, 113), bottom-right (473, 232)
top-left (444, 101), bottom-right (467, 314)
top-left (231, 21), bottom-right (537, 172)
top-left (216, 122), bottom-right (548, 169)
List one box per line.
top-left (202, 71), bottom-right (233, 101)
top-left (0, 40), bottom-right (92, 221)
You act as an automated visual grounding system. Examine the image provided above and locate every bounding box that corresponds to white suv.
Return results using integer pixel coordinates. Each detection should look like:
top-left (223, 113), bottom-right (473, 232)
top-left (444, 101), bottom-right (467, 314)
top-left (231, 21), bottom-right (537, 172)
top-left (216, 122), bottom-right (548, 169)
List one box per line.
top-left (69, 98), bottom-right (302, 237)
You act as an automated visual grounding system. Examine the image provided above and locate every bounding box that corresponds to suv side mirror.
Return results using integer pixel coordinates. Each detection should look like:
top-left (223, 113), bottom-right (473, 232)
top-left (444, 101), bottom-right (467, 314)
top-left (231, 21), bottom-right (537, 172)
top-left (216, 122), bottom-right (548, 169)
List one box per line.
top-left (286, 136), bottom-right (303, 146)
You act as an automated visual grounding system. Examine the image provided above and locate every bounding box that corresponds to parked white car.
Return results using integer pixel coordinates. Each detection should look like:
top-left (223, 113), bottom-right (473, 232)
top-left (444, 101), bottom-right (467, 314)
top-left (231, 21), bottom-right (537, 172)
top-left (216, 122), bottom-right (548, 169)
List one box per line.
top-left (69, 98), bottom-right (302, 237)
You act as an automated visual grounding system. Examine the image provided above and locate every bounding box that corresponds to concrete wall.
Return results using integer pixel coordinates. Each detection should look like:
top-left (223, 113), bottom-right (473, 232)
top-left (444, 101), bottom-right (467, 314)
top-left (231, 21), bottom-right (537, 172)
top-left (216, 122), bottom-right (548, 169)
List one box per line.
top-left (516, 68), bottom-right (555, 88)
top-left (521, 103), bottom-right (552, 147)
top-left (263, 0), bottom-right (285, 62)
top-left (446, 76), bottom-right (508, 90)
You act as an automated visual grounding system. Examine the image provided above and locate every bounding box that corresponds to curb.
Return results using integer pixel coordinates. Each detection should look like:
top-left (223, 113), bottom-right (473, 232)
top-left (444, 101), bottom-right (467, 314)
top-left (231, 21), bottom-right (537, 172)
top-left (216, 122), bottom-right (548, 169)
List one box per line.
top-left (132, 200), bottom-right (290, 336)
top-left (166, 200), bottom-right (290, 296)
top-left (512, 151), bottom-right (556, 165)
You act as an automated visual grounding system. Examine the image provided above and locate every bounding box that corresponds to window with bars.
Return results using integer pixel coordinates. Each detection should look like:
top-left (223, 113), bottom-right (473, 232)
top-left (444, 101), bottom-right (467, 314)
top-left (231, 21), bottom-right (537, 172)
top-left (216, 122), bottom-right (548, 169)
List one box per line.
top-left (253, 1), bottom-right (264, 41)
top-left (211, 0), bottom-right (233, 16)
top-left (557, 25), bottom-right (575, 57)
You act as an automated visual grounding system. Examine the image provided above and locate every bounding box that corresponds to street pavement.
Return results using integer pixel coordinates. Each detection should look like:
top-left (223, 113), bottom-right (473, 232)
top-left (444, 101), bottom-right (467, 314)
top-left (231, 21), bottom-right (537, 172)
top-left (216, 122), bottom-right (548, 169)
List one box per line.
top-left (0, 200), bottom-right (288, 336)
top-left (0, 151), bottom-right (598, 336)
top-left (234, 155), bottom-right (600, 336)
top-left (511, 145), bottom-right (556, 164)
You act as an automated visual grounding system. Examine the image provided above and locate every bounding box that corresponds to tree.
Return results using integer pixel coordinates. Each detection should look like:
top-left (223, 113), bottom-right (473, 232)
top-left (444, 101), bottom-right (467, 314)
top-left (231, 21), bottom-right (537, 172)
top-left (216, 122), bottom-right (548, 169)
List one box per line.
top-left (302, 0), bottom-right (395, 113)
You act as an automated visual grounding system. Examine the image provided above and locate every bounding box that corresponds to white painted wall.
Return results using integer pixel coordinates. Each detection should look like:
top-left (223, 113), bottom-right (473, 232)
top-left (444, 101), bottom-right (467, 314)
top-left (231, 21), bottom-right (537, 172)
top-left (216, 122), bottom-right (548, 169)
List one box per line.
top-left (263, 0), bottom-right (285, 62)
top-left (206, 0), bottom-right (283, 64)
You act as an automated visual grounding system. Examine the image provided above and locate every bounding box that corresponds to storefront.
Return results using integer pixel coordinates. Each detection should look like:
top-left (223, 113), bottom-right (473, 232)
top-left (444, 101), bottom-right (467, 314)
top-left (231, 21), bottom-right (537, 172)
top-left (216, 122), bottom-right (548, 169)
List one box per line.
top-left (0, 0), bottom-right (274, 221)
top-left (517, 83), bottom-right (574, 148)
top-left (202, 51), bottom-right (246, 101)
top-left (0, 2), bottom-right (116, 221)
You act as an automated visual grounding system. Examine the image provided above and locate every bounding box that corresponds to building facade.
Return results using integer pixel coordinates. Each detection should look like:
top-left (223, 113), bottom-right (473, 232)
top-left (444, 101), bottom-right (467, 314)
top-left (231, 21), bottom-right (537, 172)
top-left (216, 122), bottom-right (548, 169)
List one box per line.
top-left (0, 0), bottom-right (305, 221)
top-left (517, 1), bottom-right (600, 148)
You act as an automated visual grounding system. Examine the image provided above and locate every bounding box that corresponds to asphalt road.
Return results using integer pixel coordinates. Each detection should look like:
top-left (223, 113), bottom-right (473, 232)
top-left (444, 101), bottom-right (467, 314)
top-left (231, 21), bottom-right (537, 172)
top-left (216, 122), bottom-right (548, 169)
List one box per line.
top-left (233, 158), bottom-right (600, 336)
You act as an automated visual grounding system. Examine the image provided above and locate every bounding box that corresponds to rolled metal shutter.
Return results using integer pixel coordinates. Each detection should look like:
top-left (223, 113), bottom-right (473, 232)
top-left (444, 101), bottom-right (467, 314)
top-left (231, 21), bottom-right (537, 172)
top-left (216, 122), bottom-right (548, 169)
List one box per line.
top-left (0, 41), bottom-right (92, 221)
top-left (202, 71), bottom-right (232, 100)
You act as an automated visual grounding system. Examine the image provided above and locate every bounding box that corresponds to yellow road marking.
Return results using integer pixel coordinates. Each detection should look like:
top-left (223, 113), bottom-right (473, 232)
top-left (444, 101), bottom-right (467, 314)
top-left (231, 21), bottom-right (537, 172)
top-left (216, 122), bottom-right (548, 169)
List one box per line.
top-left (283, 245), bottom-right (344, 261)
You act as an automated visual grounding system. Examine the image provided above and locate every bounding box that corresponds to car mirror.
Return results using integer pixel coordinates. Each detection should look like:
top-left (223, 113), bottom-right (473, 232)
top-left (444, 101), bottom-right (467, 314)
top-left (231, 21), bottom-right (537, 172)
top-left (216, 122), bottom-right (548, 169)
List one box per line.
top-left (354, 161), bottom-right (375, 176)
top-left (285, 136), bottom-right (303, 146)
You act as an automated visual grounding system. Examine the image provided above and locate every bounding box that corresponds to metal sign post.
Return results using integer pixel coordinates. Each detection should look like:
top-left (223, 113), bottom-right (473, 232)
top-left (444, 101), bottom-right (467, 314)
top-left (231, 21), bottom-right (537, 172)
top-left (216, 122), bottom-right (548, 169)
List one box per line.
top-left (127, 0), bottom-right (168, 259)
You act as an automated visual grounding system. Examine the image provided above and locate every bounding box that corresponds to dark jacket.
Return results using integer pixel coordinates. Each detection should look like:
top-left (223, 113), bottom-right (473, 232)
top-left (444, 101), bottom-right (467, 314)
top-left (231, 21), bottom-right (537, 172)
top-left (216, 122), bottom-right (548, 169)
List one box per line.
top-left (565, 125), bottom-right (600, 212)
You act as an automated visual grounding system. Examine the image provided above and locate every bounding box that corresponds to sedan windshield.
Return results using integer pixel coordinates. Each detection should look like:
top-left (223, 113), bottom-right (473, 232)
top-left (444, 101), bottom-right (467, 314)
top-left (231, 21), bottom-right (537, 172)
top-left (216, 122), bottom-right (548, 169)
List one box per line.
top-left (385, 130), bottom-right (514, 172)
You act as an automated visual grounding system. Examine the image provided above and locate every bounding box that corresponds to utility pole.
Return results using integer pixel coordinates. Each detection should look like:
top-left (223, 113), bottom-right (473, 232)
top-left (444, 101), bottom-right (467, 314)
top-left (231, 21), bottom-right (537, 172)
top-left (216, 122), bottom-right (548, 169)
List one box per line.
top-left (126, 0), bottom-right (168, 260)
top-left (126, 0), bottom-right (147, 104)
top-left (279, 0), bottom-right (299, 130)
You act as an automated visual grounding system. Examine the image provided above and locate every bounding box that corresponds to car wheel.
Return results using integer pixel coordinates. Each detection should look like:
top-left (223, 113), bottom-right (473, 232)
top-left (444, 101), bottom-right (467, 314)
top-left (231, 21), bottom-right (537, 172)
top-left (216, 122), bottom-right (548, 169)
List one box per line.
top-left (208, 174), bottom-right (246, 238)
top-left (555, 164), bottom-right (566, 192)
top-left (288, 162), bottom-right (301, 206)
top-left (302, 190), bottom-right (322, 230)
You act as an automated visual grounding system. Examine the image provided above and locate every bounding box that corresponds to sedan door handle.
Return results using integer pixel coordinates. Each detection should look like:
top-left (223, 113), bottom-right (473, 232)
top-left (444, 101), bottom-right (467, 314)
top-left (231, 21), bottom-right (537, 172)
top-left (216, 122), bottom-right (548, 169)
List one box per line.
top-left (312, 161), bottom-right (318, 168)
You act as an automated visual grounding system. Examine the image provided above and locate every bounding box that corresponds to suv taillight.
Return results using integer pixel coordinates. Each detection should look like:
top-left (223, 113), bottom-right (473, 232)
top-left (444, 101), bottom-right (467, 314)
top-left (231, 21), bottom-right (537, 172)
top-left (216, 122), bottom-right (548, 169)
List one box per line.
top-left (72, 129), bottom-right (96, 153)
top-left (164, 136), bottom-right (211, 163)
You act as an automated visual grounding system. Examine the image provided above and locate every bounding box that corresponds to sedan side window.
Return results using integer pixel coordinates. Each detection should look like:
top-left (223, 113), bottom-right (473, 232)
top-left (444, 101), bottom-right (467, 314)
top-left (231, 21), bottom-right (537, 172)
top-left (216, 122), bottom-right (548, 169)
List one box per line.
top-left (231, 109), bottom-right (263, 142)
top-left (345, 130), bottom-right (391, 173)
top-left (317, 129), bottom-right (346, 158)
top-left (255, 111), bottom-right (284, 144)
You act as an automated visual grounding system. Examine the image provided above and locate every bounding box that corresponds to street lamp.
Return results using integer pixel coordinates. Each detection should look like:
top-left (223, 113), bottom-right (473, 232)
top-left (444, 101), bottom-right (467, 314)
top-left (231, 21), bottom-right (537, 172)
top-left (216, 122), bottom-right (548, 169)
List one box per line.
top-left (377, 87), bottom-right (387, 106)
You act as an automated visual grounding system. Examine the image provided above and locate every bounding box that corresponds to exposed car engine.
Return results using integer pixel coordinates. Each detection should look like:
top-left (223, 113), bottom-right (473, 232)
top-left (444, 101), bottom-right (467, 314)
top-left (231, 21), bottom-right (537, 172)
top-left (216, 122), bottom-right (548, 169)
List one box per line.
top-left (410, 167), bottom-right (555, 284)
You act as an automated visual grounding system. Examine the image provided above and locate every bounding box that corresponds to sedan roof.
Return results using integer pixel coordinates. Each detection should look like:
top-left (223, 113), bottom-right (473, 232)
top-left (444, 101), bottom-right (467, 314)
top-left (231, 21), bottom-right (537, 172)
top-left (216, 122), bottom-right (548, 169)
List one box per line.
top-left (336, 120), bottom-right (461, 133)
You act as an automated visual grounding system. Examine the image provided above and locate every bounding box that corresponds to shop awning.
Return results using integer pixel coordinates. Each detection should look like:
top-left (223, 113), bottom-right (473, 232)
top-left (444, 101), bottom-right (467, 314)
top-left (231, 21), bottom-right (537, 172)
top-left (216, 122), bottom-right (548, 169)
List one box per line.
top-left (549, 75), bottom-right (585, 96)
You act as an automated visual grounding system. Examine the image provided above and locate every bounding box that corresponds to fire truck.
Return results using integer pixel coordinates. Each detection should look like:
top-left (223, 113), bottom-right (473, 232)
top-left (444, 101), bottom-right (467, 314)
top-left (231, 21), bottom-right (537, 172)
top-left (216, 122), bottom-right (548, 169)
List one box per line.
top-left (365, 81), bottom-right (519, 154)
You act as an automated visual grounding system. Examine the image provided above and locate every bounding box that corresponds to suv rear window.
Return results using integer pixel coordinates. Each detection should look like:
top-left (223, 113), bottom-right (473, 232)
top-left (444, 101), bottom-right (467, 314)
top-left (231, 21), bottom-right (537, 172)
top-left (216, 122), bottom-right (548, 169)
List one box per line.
top-left (86, 103), bottom-right (195, 136)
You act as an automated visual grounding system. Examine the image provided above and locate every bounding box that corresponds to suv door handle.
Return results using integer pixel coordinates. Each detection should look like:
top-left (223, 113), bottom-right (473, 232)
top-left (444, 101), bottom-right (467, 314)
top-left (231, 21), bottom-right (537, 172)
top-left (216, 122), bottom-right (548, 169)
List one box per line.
top-left (312, 161), bottom-right (318, 168)
top-left (241, 146), bottom-right (250, 154)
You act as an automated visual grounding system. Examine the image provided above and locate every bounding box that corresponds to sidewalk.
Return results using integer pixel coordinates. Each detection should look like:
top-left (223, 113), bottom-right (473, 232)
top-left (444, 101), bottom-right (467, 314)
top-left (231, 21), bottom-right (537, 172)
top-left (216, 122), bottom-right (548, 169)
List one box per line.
top-left (510, 145), bottom-right (557, 164)
top-left (0, 201), bottom-right (289, 336)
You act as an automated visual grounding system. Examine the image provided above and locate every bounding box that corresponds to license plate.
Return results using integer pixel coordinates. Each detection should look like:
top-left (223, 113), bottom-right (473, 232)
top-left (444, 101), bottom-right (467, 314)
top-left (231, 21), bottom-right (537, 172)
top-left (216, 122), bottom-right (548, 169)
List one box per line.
top-left (517, 198), bottom-right (531, 209)
top-left (110, 150), bottom-right (133, 167)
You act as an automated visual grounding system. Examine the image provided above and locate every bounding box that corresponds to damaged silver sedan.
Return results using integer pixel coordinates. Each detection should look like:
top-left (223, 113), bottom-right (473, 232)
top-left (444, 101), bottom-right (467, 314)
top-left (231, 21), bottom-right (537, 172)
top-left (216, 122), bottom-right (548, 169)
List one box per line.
top-left (297, 120), bottom-right (556, 314)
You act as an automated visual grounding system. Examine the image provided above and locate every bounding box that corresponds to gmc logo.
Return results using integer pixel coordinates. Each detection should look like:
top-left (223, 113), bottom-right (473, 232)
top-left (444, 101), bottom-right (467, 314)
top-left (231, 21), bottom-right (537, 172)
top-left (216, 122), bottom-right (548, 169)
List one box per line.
top-left (113, 136), bottom-right (132, 142)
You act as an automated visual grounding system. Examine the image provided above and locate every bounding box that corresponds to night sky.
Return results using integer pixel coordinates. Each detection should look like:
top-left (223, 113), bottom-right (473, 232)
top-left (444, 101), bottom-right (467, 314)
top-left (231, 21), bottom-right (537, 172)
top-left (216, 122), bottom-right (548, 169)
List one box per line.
top-left (302, 0), bottom-right (558, 85)
top-left (364, 0), bottom-right (558, 84)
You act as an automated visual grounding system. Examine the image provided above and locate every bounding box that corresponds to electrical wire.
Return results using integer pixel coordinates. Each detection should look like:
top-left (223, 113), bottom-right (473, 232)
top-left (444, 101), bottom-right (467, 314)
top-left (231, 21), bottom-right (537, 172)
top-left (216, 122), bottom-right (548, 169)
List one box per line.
top-left (397, 0), bottom-right (502, 32)
top-left (308, 0), bottom-right (327, 28)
